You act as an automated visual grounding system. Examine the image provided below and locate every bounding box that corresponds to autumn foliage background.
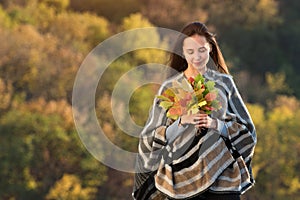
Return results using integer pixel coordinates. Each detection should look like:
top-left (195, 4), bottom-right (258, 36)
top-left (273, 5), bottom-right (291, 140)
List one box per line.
top-left (0, 0), bottom-right (299, 199)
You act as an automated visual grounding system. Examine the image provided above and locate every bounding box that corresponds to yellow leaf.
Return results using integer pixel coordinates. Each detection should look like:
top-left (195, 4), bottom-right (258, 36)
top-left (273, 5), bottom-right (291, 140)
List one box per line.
top-left (159, 101), bottom-right (173, 109)
top-left (189, 106), bottom-right (199, 114)
top-left (198, 100), bottom-right (207, 107)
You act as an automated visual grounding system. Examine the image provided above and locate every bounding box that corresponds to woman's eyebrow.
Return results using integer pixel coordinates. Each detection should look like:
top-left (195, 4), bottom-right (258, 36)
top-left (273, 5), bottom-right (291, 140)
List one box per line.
top-left (184, 46), bottom-right (207, 49)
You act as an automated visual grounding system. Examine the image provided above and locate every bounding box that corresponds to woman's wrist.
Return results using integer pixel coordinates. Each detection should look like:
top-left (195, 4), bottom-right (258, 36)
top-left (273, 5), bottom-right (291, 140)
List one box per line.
top-left (178, 117), bottom-right (183, 126)
top-left (210, 118), bottom-right (218, 130)
top-left (179, 115), bottom-right (189, 126)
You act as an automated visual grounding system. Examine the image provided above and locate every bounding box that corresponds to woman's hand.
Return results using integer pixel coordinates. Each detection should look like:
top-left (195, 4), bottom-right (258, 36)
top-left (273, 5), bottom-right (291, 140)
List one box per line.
top-left (180, 112), bottom-right (217, 129)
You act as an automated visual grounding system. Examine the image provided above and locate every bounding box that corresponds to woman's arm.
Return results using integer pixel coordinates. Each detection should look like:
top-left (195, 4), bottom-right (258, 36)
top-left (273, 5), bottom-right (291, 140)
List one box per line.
top-left (216, 77), bottom-right (257, 163)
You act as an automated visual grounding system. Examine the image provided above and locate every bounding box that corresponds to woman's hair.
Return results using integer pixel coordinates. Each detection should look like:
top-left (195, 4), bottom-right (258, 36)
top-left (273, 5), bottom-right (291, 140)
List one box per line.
top-left (168, 22), bottom-right (229, 76)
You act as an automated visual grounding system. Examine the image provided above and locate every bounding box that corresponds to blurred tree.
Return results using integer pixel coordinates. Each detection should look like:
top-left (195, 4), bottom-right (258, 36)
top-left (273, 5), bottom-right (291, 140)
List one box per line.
top-left (0, 99), bottom-right (107, 199)
top-left (199, 0), bottom-right (282, 73)
top-left (265, 72), bottom-right (291, 94)
top-left (276, 0), bottom-right (300, 98)
top-left (96, 60), bottom-right (133, 97)
top-left (140, 0), bottom-right (208, 30)
top-left (69, 0), bottom-right (142, 23)
top-left (47, 11), bottom-right (110, 50)
top-left (0, 78), bottom-right (12, 113)
top-left (0, 110), bottom-right (37, 199)
top-left (0, 109), bottom-right (65, 198)
top-left (0, 24), bottom-right (83, 100)
top-left (40, 0), bottom-right (70, 11)
top-left (202, 0), bottom-right (279, 29)
top-left (120, 13), bottom-right (168, 64)
top-left (6, 1), bottom-right (110, 49)
top-left (246, 96), bottom-right (300, 199)
top-left (0, 0), bottom-right (28, 7)
top-left (46, 174), bottom-right (95, 200)
top-left (0, 4), bottom-right (14, 27)
top-left (1, 0), bottom-right (110, 102)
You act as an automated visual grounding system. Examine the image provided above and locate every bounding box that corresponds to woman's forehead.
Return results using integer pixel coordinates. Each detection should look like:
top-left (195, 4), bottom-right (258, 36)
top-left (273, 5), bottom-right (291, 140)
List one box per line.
top-left (183, 35), bottom-right (209, 48)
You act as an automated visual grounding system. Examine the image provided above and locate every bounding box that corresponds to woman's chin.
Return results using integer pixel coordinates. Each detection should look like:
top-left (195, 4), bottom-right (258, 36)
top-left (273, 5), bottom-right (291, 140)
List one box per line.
top-left (192, 64), bottom-right (205, 70)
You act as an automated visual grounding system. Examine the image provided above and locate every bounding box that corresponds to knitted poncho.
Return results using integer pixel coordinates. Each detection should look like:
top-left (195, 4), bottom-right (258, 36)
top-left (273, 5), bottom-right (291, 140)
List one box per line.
top-left (133, 68), bottom-right (256, 200)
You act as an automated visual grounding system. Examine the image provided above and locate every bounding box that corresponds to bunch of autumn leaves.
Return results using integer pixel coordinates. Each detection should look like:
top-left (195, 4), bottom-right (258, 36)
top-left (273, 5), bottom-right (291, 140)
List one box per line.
top-left (157, 74), bottom-right (221, 120)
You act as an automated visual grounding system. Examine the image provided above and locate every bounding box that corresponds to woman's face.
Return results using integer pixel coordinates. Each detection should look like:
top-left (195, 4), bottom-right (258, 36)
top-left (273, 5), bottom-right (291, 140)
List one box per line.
top-left (183, 34), bottom-right (211, 72)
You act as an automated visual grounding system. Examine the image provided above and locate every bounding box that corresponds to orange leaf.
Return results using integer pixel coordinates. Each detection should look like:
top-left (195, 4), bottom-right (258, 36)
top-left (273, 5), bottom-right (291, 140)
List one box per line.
top-left (168, 106), bottom-right (182, 116)
top-left (205, 92), bottom-right (217, 101)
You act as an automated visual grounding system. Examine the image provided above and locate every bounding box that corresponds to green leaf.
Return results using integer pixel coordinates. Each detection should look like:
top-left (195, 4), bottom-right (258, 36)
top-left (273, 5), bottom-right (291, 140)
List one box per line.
top-left (205, 110), bottom-right (212, 114)
top-left (211, 100), bottom-right (221, 109)
top-left (164, 88), bottom-right (176, 97)
top-left (166, 113), bottom-right (179, 120)
top-left (194, 74), bottom-right (204, 84)
top-left (156, 95), bottom-right (170, 101)
top-left (195, 91), bottom-right (203, 100)
top-left (205, 81), bottom-right (215, 91)
top-left (196, 80), bottom-right (203, 89)
top-left (159, 101), bottom-right (173, 109)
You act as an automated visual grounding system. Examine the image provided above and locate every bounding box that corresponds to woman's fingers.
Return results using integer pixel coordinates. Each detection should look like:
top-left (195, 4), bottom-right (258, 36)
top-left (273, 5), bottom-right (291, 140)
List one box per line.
top-left (190, 114), bottom-right (206, 124)
top-left (181, 113), bottom-right (208, 125)
top-left (195, 114), bottom-right (210, 128)
top-left (195, 118), bottom-right (208, 128)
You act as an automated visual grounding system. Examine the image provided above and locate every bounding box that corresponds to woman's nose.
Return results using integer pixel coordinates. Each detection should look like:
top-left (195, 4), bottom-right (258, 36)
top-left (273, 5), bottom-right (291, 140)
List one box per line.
top-left (193, 52), bottom-right (201, 60)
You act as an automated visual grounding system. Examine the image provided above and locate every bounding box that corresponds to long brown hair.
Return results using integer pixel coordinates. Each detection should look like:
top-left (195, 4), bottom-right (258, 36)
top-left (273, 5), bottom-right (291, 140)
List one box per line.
top-left (168, 22), bottom-right (229, 76)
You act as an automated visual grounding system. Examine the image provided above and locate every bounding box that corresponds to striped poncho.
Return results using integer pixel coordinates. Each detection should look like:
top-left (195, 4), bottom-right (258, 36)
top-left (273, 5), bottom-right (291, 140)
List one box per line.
top-left (133, 68), bottom-right (257, 200)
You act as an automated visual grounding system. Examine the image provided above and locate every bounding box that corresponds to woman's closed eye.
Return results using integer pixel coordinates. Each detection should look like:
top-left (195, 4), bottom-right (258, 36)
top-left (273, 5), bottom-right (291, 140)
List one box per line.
top-left (186, 49), bottom-right (194, 54)
top-left (198, 47), bottom-right (207, 53)
top-left (186, 47), bottom-right (207, 55)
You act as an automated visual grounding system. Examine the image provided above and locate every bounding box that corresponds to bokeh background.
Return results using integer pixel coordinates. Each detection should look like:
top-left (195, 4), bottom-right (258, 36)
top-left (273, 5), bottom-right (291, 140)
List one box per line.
top-left (0, 0), bottom-right (299, 199)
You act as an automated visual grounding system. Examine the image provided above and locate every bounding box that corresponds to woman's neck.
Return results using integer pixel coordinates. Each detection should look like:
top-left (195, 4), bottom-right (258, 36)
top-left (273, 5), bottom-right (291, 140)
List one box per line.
top-left (184, 65), bottom-right (207, 78)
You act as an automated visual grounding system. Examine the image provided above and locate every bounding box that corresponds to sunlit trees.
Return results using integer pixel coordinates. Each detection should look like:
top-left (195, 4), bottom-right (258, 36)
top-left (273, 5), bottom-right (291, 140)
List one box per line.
top-left (0, 99), bottom-right (107, 199)
top-left (0, 24), bottom-right (82, 100)
top-left (140, 0), bottom-right (208, 30)
top-left (46, 174), bottom-right (95, 200)
top-left (69, 0), bottom-right (142, 23)
top-left (0, 78), bottom-right (12, 112)
top-left (0, 0), bottom-right (299, 199)
top-left (247, 96), bottom-right (300, 199)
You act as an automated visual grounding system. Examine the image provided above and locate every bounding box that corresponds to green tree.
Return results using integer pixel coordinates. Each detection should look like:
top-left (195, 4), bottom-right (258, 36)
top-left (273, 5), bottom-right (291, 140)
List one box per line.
top-left (46, 174), bottom-right (95, 200)
top-left (46, 11), bottom-right (110, 50)
top-left (140, 0), bottom-right (208, 30)
top-left (0, 24), bottom-right (82, 100)
top-left (0, 4), bottom-right (14, 27)
top-left (246, 96), bottom-right (300, 199)
top-left (0, 78), bottom-right (12, 113)
top-left (41, 0), bottom-right (70, 11)
top-left (69, 0), bottom-right (142, 23)
top-left (120, 13), bottom-right (168, 65)
top-left (276, 0), bottom-right (300, 98)
top-left (0, 99), bottom-right (107, 199)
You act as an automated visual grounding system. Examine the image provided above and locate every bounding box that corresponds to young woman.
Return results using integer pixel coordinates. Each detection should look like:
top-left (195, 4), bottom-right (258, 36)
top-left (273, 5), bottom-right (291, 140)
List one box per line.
top-left (133, 22), bottom-right (256, 200)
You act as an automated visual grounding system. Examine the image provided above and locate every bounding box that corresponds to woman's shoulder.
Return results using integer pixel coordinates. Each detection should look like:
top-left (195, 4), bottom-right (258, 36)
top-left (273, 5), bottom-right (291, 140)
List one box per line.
top-left (206, 68), bottom-right (236, 89)
top-left (207, 68), bottom-right (232, 80)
